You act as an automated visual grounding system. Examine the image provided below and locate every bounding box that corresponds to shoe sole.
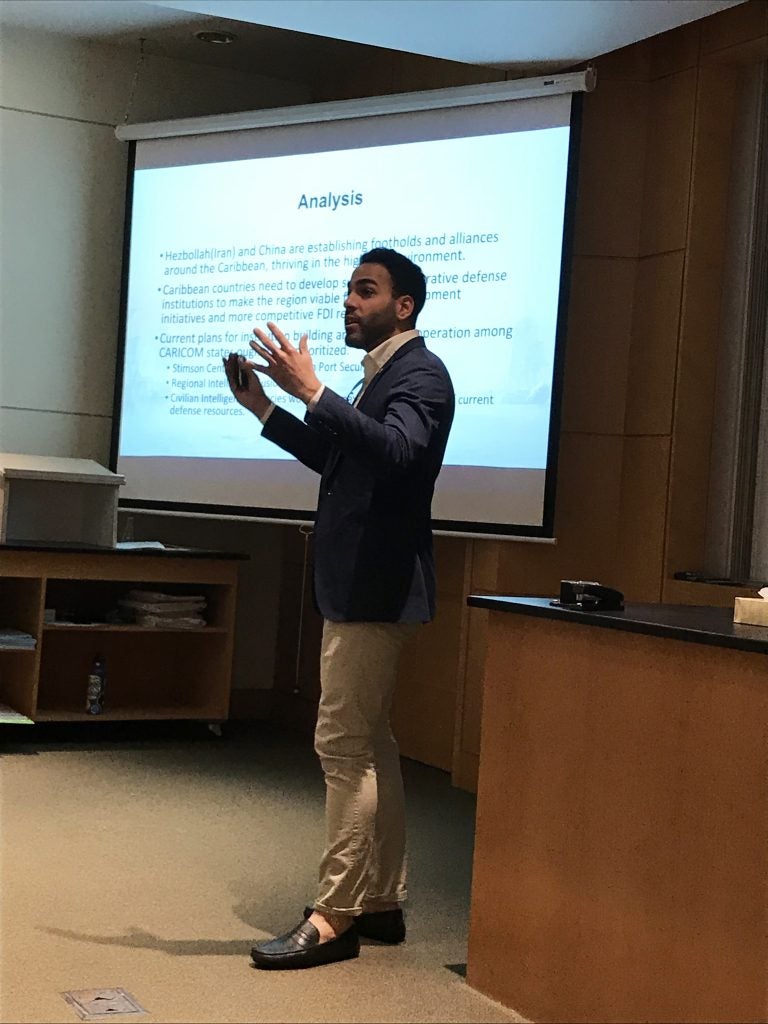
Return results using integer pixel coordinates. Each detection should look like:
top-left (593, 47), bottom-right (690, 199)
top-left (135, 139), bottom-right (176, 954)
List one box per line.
top-left (359, 929), bottom-right (406, 944)
top-left (251, 947), bottom-right (360, 970)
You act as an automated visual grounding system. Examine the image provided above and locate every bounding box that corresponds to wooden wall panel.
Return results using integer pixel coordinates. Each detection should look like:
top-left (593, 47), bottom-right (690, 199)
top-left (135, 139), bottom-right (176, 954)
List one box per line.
top-left (392, 537), bottom-right (469, 767)
top-left (393, 669), bottom-right (458, 771)
top-left (572, 80), bottom-right (648, 258)
top-left (451, 606), bottom-right (488, 790)
top-left (624, 251), bottom-right (684, 436)
top-left (701, 0), bottom-right (768, 55)
top-left (461, 435), bottom-right (625, 619)
top-left (616, 436), bottom-right (670, 602)
top-left (271, 527), bottom-right (323, 736)
top-left (664, 64), bottom-right (741, 580)
top-left (663, 577), bottom-right (757, 606)
top-left (560, 257), bottom-right (635, 435)
top-left (392, 594), bottom-right (464, 771)
top-left (648, 21), bottom-right (702, 78)
top-left (450, 539), bottom-right (494, 790)
top-left (461, 611), bottom-right (488, 756)
top-left (705, 35), bottom-right (768, 66)
top-left (523, 433), bottom-right (624, 582)
top-left (311, 47), bottom-right (503, 103)
top-left (639, 69), bottom-right (697, 256)
top-left (593, 40), bottom-right (651, 83)
top-left (468, 540), bottom-right (500, 592)
top-left (432, 534), bottom-right (470, 599)
top-left (451, 538), bottom-right (497, 790)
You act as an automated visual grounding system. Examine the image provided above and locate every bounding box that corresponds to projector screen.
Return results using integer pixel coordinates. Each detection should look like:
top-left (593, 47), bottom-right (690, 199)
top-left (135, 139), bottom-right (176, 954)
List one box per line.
top-left (112, 80), bottom-right (583, 537)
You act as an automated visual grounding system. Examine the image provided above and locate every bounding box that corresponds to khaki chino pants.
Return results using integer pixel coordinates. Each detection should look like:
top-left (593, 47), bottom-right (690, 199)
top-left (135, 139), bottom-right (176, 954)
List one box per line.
top-left (314, 619), bottom-right (417, 915)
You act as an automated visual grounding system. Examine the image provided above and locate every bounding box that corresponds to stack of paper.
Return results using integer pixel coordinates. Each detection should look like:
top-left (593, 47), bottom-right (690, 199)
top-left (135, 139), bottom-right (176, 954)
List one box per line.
top-left (0, 703), bottom-right (34, 724)
top-left (0, 628), bottom-right (36, 650)
top-left (117, 589), bottom-right (207, 629)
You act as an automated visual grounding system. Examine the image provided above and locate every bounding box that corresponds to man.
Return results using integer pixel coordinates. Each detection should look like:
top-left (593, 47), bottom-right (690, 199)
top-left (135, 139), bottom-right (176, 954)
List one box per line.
top-left (223, 248), bottom-right (455, 970)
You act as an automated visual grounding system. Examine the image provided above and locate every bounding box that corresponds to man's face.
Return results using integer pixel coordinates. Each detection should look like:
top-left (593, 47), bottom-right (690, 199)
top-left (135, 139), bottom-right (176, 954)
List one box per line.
top-left (343, 263), bottom-right (414, 351)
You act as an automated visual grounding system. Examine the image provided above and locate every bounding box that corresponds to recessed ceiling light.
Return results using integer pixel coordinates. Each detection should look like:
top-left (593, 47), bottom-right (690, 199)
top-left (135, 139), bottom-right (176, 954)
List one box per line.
top-left (194, 30), bottom-right (236, 45)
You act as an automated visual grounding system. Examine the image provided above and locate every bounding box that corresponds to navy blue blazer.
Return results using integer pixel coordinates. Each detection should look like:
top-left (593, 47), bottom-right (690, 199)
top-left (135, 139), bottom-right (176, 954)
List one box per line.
top-left (262, 336), bottom-right (455, 623)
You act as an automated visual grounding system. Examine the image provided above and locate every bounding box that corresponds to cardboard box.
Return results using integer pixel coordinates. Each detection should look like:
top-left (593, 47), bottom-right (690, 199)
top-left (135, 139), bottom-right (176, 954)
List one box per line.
top-left (733, 597), bottom-right (768, 627)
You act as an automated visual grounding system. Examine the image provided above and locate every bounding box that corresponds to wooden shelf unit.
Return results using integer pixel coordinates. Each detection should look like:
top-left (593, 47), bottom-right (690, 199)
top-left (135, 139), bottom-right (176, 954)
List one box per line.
top-left (0, 546), bottom-right (241, 723)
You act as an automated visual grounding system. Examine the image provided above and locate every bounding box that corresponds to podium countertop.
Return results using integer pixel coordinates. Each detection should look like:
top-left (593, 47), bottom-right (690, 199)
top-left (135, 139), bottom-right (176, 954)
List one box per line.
top-left (467, 594), bottom-right (768, 655)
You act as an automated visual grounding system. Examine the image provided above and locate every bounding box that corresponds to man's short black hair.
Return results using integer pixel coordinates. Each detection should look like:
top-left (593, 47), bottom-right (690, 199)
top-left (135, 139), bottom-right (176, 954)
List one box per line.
top-left (358, 248), bottom-right (427, 325)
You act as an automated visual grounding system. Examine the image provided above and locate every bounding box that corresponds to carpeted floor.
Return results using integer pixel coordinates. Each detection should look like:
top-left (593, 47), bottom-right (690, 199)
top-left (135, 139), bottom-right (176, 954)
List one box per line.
top-left (0, 721), bottom-right (524, 1023)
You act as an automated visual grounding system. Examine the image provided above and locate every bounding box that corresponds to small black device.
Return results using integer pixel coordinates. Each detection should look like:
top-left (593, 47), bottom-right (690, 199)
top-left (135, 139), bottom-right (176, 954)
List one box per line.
top-left (224, 352), bottom-right (248, 390)
top-left (235, 355), bottom-right (248, 390)
top-left (552, 580), bottom-right (624, 611)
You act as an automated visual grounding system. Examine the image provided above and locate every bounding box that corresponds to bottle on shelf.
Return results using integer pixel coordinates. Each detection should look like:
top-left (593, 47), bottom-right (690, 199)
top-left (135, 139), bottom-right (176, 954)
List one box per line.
top-left (86, 655), bottom-right (106, 714)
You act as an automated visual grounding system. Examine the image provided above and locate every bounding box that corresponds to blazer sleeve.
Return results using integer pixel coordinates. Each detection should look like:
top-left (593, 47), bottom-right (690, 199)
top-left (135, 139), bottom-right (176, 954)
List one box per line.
top-left (261, 404), bottom-right (332, 475)
top-left (305, 363), bottom-right (453, 479)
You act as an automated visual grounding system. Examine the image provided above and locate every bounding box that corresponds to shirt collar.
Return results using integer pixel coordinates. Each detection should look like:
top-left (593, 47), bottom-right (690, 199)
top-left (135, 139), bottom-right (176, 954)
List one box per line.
top-left (361, 329), bottom-right (420, 383)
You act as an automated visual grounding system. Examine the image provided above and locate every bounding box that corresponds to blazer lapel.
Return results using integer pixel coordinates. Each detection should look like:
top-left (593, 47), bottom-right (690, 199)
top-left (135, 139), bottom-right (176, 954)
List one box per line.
top-left (322, 336), bottom-right (425, 483)
top-left (356, 336), bottom-right (425, 411)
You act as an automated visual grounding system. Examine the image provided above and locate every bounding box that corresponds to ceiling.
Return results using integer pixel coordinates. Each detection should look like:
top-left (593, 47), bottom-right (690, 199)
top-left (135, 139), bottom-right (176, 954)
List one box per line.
top-left (0, 0), bottom-right (747, 78)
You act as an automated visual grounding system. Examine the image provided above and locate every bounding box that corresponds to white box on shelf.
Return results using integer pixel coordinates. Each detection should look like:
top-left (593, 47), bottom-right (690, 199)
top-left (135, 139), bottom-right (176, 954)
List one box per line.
top-left (0, 454), bottom-right (125, 548)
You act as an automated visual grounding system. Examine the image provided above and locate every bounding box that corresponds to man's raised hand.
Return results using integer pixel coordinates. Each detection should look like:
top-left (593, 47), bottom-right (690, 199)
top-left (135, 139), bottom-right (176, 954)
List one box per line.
top-left (222, 352), bottom-right (271, 418)
top-left (250, 322), bottom-right (322, 404)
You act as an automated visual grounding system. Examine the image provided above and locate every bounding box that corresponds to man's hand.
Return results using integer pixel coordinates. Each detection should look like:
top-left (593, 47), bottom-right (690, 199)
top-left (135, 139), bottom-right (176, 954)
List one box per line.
top-left (250, 322), bottom-right (322, 404)
top-left (222, 352), bottom-right (271, 419)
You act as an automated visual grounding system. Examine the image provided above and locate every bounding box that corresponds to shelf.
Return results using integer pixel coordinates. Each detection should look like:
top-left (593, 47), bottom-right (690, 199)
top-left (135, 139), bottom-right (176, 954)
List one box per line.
top-left (0, 547), bottom-right (238, 725)
top-left (43, 624), bottom-right (227, 634)
top-left (34, 706), bottom-right (224, 722)
top-left (0, 646), bottom-right (37, 653)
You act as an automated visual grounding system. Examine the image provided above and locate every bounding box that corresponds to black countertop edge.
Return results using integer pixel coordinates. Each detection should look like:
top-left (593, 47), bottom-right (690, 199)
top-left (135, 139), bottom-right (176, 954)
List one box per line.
top-left (0, 543), bottom-right (248, 560)
top-left (467, 595), bottom-right (768, 655)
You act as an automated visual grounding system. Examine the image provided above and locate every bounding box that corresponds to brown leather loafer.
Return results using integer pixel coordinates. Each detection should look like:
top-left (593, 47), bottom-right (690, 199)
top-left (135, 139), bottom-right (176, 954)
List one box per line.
top-left (304, 905), bottom-right (406, 944)
top-left (251, 918), bottom-right (359, 970)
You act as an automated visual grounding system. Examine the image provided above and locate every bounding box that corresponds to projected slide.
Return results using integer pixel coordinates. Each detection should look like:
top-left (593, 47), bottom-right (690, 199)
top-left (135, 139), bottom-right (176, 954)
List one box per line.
top-left (121, 128), bottom-right (569, 469)
top-left (115, 86), bottom-right (578, 532)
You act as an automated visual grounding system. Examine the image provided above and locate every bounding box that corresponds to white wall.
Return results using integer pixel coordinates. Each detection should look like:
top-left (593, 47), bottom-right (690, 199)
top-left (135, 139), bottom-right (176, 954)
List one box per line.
top-left (0, 25), bottom-right (308, 460)
top-left (0, 26), bottom-right (312, 696)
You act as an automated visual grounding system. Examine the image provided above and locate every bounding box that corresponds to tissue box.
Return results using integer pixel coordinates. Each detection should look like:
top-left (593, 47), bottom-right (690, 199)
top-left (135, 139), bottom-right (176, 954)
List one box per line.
top-left (733, 597), bottom-right (768, 626)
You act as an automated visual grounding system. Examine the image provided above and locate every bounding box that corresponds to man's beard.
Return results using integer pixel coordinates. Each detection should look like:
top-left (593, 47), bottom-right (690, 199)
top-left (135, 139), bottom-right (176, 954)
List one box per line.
top-left (345, 311), bottom-right (397, 350)
top-left (344, 322), bottom-right (366, 349)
